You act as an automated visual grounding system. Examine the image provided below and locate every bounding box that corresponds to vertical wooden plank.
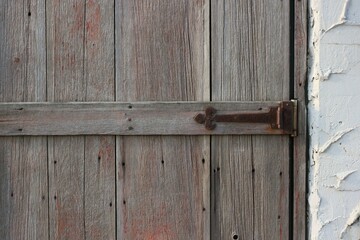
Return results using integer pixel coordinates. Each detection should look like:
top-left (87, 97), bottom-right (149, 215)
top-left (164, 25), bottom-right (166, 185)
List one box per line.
top-left (211, 136), bottom-right (254, 240)
top-left (294, 0), bottom-right (308, 239)
top-left (47, 0), bottom-right (116, 239)
top-left (0, 0), bottom-right (48, 239)
top-left (211, 0), bottom-right (290, 239)
top-left (47, 0), bottom-right (86, 239)
top-left (84, 136), bottom-right (115, 240)
top-left (115, 1), bottom-right (210, 239)
top-left (83, 0), bottom-right (115, 239)
top-left (48, 136), bottom-right (85, 240)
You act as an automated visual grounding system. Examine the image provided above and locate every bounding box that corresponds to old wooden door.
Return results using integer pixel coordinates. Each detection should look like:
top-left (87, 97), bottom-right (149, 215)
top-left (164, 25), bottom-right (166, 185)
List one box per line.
top-left (0, 0), bottom-right (307, 239)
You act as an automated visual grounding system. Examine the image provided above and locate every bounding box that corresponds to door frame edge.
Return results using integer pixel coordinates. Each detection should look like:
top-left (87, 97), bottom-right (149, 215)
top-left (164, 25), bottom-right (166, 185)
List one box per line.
top-left (293, 0), bottom-right (308, 239)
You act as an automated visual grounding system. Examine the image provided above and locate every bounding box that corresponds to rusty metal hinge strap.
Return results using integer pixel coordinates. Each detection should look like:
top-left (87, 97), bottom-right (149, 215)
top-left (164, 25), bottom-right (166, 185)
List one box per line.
top-left (193, 100), bottom-right (298, 136)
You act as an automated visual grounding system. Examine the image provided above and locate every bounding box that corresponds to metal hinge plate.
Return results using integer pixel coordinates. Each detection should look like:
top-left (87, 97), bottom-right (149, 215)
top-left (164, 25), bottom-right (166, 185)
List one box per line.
top-left (194, 100), bottom-right (298, 137)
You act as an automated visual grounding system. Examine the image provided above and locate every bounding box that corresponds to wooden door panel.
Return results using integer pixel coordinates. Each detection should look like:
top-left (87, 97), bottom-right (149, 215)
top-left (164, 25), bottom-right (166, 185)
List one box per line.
top-left (115, 1), bottom-right (210, 239)
top-left (46, 0), bottom-right (87, 236)
top-left (116, 136), bottom-right (209, 239)
top-left (83, 0), bottom-right (116, 239)
top-left (211, 0), bottom-right (290, 239)
top-left (46, 0), bottom-right (115, 239)
top-left (0, 0), bottom-right (48, 239)
top-left (0, 0), bottom-right (304, 239)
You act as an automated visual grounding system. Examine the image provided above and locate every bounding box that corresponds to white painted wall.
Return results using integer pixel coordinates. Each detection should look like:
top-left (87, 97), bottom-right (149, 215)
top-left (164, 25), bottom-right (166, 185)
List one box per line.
top-left (308, 0), bottom-right (360, 239)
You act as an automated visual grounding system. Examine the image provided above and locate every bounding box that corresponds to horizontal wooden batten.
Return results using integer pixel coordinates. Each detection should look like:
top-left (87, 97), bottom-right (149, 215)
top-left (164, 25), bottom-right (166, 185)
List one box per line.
top-left (0, 102), bottom-right (295, 136)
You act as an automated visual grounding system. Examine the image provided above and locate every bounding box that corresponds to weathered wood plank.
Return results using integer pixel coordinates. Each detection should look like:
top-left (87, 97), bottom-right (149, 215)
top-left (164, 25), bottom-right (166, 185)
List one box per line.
top-left (211, 136), bottom-right (254, 240)
top-left (83, 0), bottom-right (116, 239)
top-left (293, 0), bottom-right (308, 239)
top-left (117, 136), bottom-right (210, 239)
top-left (211, 0), bottom-right (290, 239)
top-left (84, 136), bottom-right (115, 239)
top-left (0, 137), bottom-right (48, 240)
top-left (115, 1), bottom-right (210, 239)
top-left (0, 0), bottom-right (48, 239)
top-left (47, 0), bottom-right (86, 239)
top-left (0, 101), bottom-right (293, 136)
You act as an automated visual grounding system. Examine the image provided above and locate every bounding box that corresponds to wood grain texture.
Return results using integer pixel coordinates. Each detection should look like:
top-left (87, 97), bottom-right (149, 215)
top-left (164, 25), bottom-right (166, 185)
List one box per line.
top-left (0, 101), bottom-right (293, 136)
top-left (83, 0), bottom-right (116, 239)
top-left (47, 0), bottom-right (86, 239)
top-left (0, 0), bottom-right (48, 239)
top-left (293, 0), bottom-right (308, 239)
top-left (211, 0), bottom-right (290, 239)
top-left (115, 1), bottom-right (210, 239)
top-left (47, 0), bottom-right (116, 239)
top-left (84, 136), bottom-right (115, 240)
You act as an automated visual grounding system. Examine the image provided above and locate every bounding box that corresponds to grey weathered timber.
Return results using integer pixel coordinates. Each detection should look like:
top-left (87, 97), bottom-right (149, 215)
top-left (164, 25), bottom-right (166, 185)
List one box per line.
top-left (294, 0), bottom-right (308, 239)
top-left (211, 0), bottom-right (290, 239)
top-left (83, 0), bottom-right (116, 239)
top-left (115, 1), bottom-right (210, 239)
top-left (0, 101), bottom-right (292, 136)
top-left (0, 0), bottom-right (306, 238)
top-left (84, 135), bottom-right (115, 240)
top-left (0, 0), bottom-right (48, 239)
top-left (47, 0), bottom-right (116, 239)
top-left (47, 0), bottom-right (85, 239)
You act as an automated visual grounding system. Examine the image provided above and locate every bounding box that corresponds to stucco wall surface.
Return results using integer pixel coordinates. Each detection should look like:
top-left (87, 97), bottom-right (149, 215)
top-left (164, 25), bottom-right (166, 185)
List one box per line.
top-left (308, 0), bottom-right (360, 239)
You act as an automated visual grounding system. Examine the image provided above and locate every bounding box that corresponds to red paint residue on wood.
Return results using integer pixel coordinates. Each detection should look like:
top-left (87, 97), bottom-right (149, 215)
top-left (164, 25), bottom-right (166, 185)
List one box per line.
top-left (86, 0), bottom-right (101, 43)
top-left (97, 136), bottom-right (114, 167)
top-left (70, 2), bottom-right (85, 35)
top-left (56, 199), bottom-right (81, 239)
top-left (87, 224), bottom-right (101, 239)
top-left (278, 150), bottom-right (286, 240)
top-left (123, 200), bottom-right (176, 239)
top-left (293, 191), bottom-right (300, 234)
top-left (143, 224), bottom-right (175, 240)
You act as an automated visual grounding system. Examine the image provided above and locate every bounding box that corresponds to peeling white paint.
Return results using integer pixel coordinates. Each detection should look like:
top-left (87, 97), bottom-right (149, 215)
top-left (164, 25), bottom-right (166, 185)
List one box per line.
top-left (334, 170), bottom-right (357, 189)
top-left (309, 0), bottom-right (360, 239)
top-left (318, 128), bottom-right (355, 153)
top-left (341, 203), bottom-right (360, 239)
